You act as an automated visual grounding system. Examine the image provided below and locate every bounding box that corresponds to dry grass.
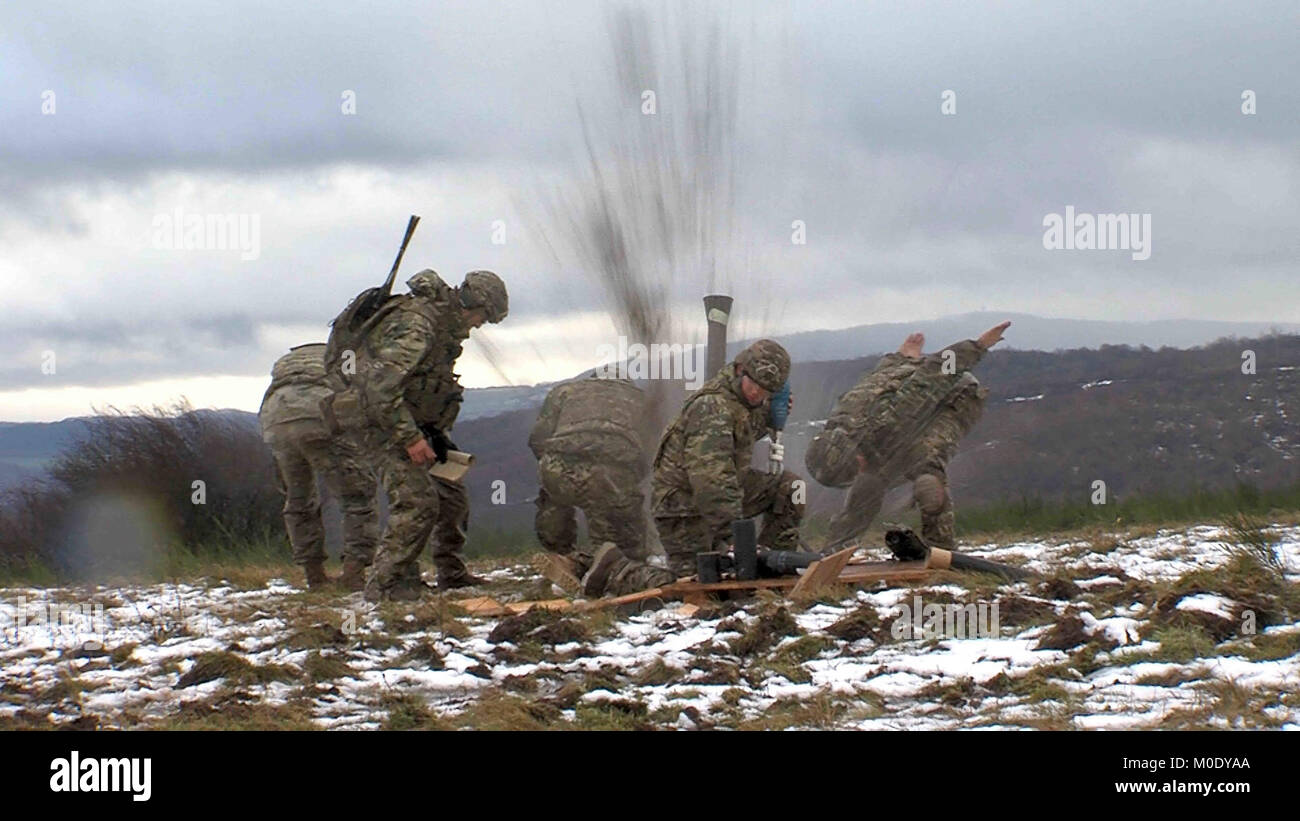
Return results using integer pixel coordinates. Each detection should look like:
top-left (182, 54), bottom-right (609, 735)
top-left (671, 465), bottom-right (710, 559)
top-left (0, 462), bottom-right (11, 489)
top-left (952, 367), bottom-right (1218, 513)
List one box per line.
top-left (379, 693), bottom-right (450, 730)
top-left (736, 689), bottom-right (874, 730)
top-left (1161, 679), bottom-right (1291, 729)
top-left (453, 690), bottom-right (563, 730)
top-left (302, 651), bottom-right (358, 682)
top-left (154, 688), bottom-right (319, 730)
top-left (174, 650), bottom-right (298, 688)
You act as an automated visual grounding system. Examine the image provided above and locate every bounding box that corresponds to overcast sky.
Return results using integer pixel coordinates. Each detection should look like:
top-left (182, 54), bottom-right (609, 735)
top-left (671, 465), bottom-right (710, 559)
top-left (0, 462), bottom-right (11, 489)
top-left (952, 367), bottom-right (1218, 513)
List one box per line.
top-left (1, 0), bottom-right (1297, 421)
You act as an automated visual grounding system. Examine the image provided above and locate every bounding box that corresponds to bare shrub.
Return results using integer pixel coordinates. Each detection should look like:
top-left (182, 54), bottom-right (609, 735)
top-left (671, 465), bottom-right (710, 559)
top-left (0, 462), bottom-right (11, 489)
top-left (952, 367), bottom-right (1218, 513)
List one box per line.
top-left (0, 402), bottom-right (283, 577)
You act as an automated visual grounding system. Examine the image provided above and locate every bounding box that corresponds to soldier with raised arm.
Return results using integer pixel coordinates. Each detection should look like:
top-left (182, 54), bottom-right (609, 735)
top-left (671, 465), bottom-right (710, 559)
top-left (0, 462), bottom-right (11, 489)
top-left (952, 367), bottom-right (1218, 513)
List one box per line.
top-left (806, 321), bottom-right (1010, 550)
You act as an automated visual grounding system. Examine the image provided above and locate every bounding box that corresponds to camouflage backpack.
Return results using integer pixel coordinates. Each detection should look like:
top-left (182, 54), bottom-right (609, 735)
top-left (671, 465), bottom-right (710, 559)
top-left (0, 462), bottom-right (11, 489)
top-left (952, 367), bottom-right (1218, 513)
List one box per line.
top-left (323, 270), bottom-right (455, 386)
top-left (323, 214), bottom-right (423, 388)
top-left (853, 365), bottom-right (981, 470)
top-left (323, 290), bottom-right (398, 389)
top-left (259, 344), bottom-right (333, 446)
top-left (320, 275), bottom-right (453, 435)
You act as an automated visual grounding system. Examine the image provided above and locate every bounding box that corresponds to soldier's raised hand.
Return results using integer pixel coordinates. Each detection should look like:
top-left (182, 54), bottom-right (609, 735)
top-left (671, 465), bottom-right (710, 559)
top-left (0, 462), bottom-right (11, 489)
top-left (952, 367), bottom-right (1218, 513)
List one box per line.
top-left (977, 321), bottom-right (1011, 350)
top-left (898, 332), bottom-right (924, 358)
top-left (406, 436), bottom-right (437, 465)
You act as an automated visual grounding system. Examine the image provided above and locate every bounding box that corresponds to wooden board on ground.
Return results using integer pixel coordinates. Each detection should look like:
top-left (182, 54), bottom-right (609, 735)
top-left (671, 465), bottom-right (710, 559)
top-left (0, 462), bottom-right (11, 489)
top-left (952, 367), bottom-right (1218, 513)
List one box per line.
top-left (453, 558), bottom-right (938, 617)
top-left (504, 599), bottom-right (572, 615)
top-left (791, 547), bottom-right (858, 596)
top-left (454, 596), bottom-right (512, 617)
top-left (567, 559), bottom-right (934, 611)
top-left (535, 553), bottom-right (582, 596)
top-left (838, 560), bottom-right (931, 584)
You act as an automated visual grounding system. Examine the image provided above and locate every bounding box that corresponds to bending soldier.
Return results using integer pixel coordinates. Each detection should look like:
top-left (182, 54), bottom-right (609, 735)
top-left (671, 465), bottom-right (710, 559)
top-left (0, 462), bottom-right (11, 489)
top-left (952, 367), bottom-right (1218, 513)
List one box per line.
top-left (528, 375), bottom-right (673, 596)
top-left (806, 321), bottom-right (1010, 549)
top-left (259, 343), bottom-right (378, 590)
top-left (326, 269), bottom-right (508, 601)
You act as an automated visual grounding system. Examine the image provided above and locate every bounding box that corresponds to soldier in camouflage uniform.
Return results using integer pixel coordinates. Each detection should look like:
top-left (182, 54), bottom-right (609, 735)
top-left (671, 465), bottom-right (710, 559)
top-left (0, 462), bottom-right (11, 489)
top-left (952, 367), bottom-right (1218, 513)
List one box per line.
top-left (258, 344), bottom-right (378, 590)
top-left (528, 375), bottom-right (674, 596)
top-left (652, 339), bottom-right (806, 577)
top-left (326, 269), bottom-right (508, 602)
top-left (806, 321), bottom-right (1010, 550)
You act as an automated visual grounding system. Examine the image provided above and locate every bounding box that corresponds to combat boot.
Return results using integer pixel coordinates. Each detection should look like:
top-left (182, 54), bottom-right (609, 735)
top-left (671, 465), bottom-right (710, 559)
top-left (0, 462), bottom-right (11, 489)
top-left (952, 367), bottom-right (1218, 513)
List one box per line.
top-left (581, 542), bottom-right (627, 597)
top-left (363, 575), bottom-right (424, 603)
top-left (437, 573), bottom-right (488, 590)
top-left (303, 560), bottom-right (331, 589)
top-left (337, 558), bottom-right (368, 592)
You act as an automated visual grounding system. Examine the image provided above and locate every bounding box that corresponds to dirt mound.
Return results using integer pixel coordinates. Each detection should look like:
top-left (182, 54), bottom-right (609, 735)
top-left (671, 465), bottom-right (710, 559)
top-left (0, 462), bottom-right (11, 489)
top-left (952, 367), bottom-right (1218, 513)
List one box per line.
top-left (996, 595), bottom-right (1058, 627)
top-left (1034, 614), bottom-right (1089, 650)
top-left (488, 607), bottom-right (589, 645)
top-left (827, 604), bottom-right (884, 642)
top-left (728, 606), bottom-right (801, 656)
top-left (1036, 577), bottom-right (1081, 600)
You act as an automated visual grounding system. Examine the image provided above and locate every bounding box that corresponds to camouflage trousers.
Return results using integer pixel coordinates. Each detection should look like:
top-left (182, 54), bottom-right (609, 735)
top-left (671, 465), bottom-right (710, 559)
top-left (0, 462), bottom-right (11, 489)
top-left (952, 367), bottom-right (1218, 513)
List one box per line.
top-left (270, 434), bottom-right (377, 566)
top-left (365, 436), bottom-right (472, 591)
top-left (535, 452), bottom-right (648, 560)
top-left (655, 468), bottom-right (806, 577)
top-left (827, 410), bottom-right (969, 549)
top-left (567, 547), bottom-right (677, 596)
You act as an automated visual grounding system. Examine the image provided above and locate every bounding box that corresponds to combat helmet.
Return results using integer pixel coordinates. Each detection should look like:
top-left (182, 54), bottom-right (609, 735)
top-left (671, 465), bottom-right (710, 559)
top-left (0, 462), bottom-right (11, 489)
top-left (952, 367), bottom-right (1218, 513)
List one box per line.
top-left (459, 270), bottom-right (508, 323)
top-left (734, 339), bottom-right (790, 392)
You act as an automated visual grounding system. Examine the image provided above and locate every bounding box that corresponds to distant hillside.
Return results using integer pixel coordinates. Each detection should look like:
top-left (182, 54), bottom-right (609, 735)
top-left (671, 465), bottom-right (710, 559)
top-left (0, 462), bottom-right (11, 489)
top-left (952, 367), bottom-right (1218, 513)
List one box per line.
top-left (452, 334), bottom-right (1300, 528)
top-left (730, 312), bottom-right (1300, 363)
top-left (0, 419), bottom-right (90, 462)
top-left (464, 312), bottom-right (1300, 422)
top-left (7, 335), bottom-right (1300, 541)
top-left (459, 384), bottom-right (554, 421)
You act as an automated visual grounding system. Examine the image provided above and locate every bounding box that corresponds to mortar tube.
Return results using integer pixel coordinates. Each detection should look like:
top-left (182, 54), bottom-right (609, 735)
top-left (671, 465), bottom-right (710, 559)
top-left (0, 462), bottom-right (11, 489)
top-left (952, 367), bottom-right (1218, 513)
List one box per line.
top-left (703, 294), bottom-right (734, 379)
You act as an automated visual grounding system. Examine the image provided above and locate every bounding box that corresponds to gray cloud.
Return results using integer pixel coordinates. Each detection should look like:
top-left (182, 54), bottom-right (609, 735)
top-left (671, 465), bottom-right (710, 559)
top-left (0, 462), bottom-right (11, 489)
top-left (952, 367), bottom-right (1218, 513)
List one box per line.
top-left (0, 0), bottom-right (1298, 412)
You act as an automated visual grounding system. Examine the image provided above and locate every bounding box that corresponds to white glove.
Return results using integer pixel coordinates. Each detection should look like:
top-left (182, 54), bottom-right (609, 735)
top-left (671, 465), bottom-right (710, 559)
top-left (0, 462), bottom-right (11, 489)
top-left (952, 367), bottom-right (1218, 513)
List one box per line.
top-left (768, 441), bottom-right (785, 473)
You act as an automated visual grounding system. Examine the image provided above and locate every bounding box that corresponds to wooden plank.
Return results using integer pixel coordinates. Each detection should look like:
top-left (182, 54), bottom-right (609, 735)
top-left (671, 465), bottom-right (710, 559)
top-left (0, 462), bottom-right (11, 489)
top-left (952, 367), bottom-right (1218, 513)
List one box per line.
top-left (669, 577), bottom-right (797, 593)
top-left (504, 599), bottom-right (573, 615)
top-left (682, 592), bottom-right (710, 607)
top-left (535, 553), bottom-right (583, 596)
top-left (839, 560), bottom-right (931, 583)
top-left (573, 586), bottom-right (669, 611)
top-left (459, 560), bottom-right (938, 616)
top-left (454, 596), bottom-right (510, 617)
top-left (791, 547), bottom-right (858, 596)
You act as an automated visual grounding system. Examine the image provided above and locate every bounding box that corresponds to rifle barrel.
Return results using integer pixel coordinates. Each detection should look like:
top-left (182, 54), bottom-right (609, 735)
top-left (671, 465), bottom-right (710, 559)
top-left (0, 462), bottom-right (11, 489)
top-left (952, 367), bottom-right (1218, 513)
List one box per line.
top-left (382, 215), bottom-right (421, 293)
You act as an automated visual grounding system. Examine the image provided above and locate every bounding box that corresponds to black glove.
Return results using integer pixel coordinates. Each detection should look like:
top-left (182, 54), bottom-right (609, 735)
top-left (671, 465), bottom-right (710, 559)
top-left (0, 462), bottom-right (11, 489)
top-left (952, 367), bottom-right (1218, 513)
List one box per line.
top-left (423, 427), bottom-right (451, 463)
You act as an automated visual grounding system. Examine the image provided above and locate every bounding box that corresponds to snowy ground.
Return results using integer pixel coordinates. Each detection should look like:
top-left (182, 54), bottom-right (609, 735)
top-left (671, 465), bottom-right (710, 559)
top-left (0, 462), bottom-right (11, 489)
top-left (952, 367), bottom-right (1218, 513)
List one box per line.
top-left (2, 523), bottom-right (1298, 730)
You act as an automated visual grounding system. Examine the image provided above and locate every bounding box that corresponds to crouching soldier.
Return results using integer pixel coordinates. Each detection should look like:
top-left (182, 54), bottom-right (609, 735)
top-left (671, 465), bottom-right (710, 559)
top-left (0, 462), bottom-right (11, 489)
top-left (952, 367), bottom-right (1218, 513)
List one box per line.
top-left (652, 339), bottom-right (805, 577)
top-left (806, 321), bottom-right (1009, 549)
top-left (259, 343), bottom-right (378, 590)
top-left (528, 375), bottom-right (673, 595)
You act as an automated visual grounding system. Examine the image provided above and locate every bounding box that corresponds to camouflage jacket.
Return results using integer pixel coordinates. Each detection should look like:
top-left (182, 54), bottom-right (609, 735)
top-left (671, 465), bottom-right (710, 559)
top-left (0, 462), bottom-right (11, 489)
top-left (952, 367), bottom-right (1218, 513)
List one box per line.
top-left (350, 288), bottom-right (470, 447)
top-left (827, 339), bottom-right (988, 459)
top-left (259, 343), bottom-right (331, 444)
top-left (528, 376), bottom-right (647, 469)
top-left (651, 367), bottom-right (770, 538)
